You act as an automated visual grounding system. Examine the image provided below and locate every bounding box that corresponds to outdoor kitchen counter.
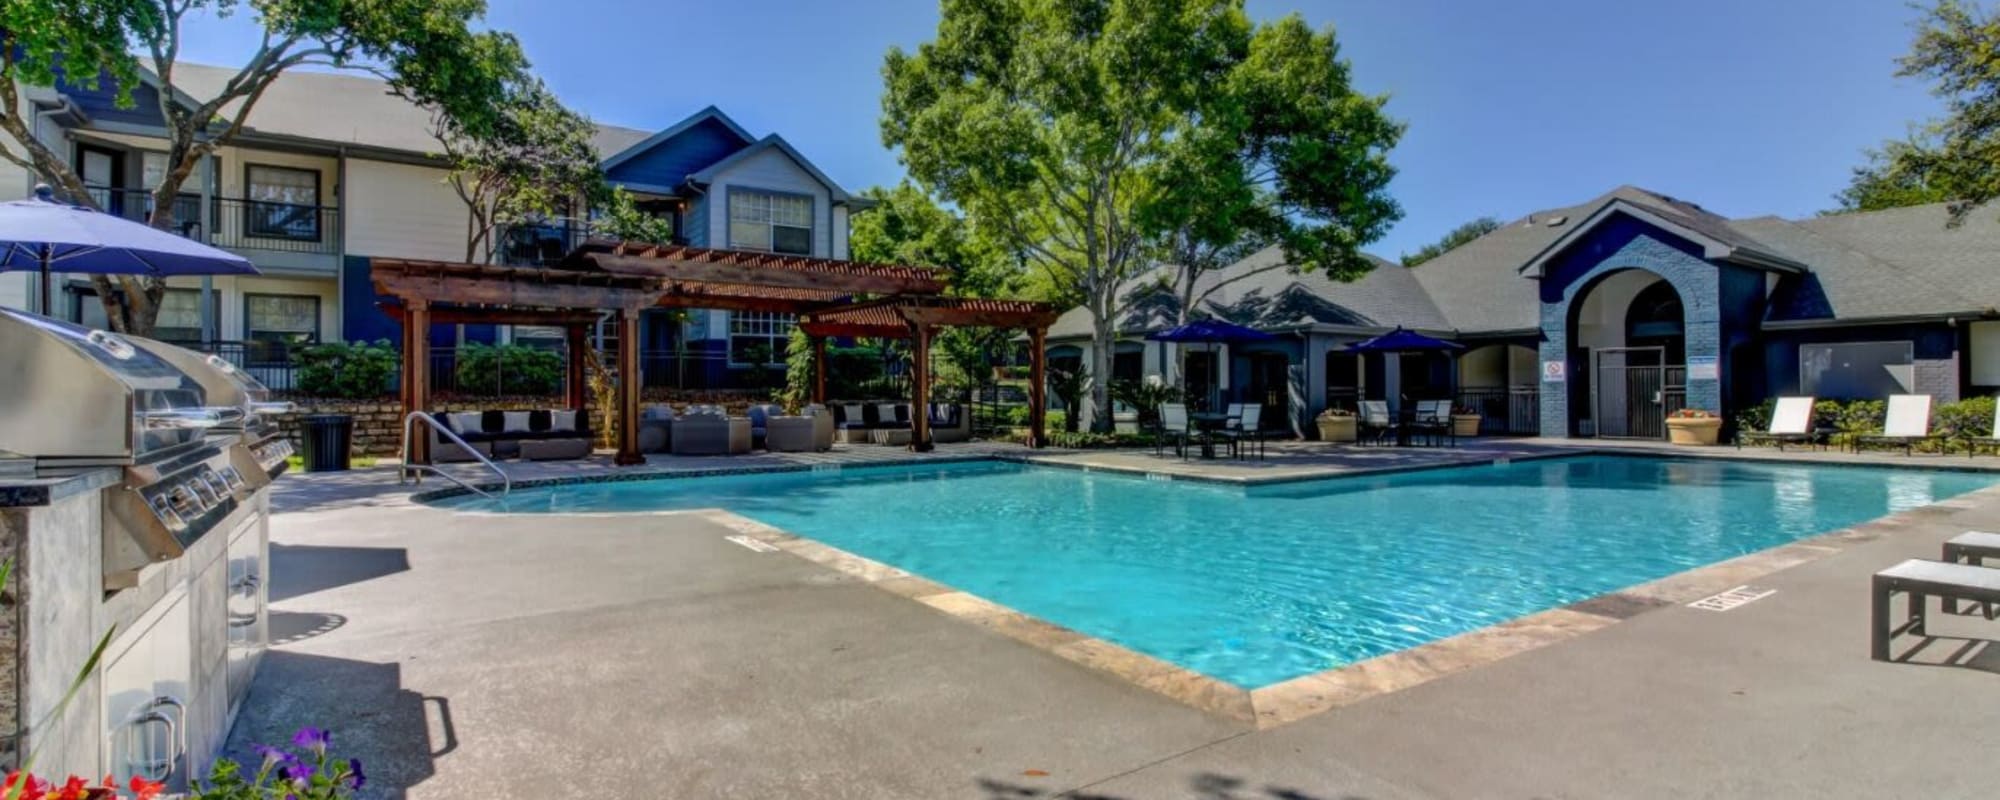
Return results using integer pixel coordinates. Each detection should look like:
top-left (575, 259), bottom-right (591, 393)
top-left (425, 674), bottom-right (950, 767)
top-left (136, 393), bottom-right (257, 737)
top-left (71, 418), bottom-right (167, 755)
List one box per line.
top-left (0, 468), bottom-right (120, 508)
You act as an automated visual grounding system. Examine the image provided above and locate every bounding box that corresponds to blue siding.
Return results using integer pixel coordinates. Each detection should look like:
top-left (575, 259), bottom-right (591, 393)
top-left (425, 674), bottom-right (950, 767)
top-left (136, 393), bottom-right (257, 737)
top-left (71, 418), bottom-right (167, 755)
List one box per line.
top-left (57, 68), bottom-right (167, 128)
top-left (1761, 323), bottom-right (1960, 401)
top-left (1536, 214), bottom-right (1728, 435)
top-left (606, 118), bottom-right (748, 189)
top-left (342, 256), bottom-right (399, 344)
top-left (683, 196), bottom-right (710, 247)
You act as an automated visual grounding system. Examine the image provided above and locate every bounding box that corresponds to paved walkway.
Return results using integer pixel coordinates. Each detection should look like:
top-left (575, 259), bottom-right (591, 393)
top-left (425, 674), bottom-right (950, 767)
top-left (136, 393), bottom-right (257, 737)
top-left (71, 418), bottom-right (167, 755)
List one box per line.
top-left (232, 438), bottom-right (2000, 798)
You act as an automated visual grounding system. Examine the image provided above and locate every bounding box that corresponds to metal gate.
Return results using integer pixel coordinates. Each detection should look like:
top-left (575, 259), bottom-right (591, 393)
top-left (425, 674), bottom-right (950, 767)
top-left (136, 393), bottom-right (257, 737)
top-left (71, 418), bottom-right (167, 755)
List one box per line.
top-left (1593, 347), bottom-right (1685, 439)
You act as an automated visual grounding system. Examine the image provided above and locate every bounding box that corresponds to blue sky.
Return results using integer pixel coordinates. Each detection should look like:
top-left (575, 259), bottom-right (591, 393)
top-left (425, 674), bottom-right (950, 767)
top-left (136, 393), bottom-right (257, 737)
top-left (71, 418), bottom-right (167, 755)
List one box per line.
top-left (171, 0), bottom-right (1944, 260)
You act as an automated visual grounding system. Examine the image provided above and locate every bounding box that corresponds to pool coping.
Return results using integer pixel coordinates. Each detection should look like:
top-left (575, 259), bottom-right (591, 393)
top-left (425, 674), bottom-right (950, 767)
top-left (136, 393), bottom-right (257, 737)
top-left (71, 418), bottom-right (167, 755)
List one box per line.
top-left (409, 448), bottom-right (2000, 728)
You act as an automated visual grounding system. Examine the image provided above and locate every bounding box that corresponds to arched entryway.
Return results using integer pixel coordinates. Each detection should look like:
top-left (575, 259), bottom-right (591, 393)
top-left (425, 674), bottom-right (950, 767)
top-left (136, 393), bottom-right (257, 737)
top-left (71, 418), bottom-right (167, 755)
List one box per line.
top-left (1569, 269), bottom-right (1687, 438)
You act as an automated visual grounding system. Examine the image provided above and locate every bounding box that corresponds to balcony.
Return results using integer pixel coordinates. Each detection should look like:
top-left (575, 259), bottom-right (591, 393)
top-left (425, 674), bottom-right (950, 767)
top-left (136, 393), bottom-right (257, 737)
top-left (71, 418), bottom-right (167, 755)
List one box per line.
top-left (86, 186), bottom-right (342, 260)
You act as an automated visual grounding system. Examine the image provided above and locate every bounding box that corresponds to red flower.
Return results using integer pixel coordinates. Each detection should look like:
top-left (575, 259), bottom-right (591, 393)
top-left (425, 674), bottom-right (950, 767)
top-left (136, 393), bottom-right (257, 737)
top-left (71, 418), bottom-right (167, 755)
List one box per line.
top-left (126, 775), bottom-right (164, 800)
top-left (3, 771), bottom-right (51, 800)
top-left (49, 775), bottom-right (87, 800)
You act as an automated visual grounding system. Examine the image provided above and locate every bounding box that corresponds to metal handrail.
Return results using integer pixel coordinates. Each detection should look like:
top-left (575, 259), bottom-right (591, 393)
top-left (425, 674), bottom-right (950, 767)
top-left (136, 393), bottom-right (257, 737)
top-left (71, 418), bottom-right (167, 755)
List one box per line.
top-left (400, 412), bottom-right (510, 500)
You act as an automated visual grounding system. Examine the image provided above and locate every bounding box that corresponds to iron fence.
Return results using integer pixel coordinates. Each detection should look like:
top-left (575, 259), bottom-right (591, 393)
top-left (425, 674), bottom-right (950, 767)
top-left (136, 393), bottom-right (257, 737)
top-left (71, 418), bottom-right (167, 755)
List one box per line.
top-left (86, 187), bottom-right (341, 256)
top-left (1455, 386), bottom-right (1542, 435)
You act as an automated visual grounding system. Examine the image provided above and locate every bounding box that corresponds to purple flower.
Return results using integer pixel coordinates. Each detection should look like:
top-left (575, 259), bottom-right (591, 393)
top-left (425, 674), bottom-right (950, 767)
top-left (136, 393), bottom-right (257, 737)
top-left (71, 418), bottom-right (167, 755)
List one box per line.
top-left (252, 743), bottom-right (288, 767)
top-left (346, 758), bottom-right (366, 789)
top-left (290, 726), bottom-right (330, 754)
top-left (281, 761), bottom-right (316, 784)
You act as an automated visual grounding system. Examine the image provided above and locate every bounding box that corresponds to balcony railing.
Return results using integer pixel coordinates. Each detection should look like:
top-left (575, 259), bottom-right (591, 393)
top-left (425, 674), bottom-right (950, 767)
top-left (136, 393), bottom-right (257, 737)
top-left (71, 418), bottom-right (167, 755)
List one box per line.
top-left (85, 186), bottom-right (341, 257)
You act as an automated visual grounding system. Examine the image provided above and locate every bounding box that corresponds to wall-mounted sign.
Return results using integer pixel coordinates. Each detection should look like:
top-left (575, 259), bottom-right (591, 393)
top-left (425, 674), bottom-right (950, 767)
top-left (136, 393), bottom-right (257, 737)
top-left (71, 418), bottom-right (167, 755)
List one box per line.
top-left (1687, 355), bottom-right (1719, 381)
top-left (1542, 360), bottom-right (1566, 383)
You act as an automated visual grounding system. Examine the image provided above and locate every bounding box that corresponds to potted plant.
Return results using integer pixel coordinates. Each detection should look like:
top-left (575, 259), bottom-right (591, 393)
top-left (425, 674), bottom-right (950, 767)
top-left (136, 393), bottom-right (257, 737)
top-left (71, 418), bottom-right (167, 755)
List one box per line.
top-left (1666, 408), bottom-right (1723, 445)
top-left (1316, 408), bottom-right (1358, 442)
top-left (1450, 405), bottom-right (1482, 437)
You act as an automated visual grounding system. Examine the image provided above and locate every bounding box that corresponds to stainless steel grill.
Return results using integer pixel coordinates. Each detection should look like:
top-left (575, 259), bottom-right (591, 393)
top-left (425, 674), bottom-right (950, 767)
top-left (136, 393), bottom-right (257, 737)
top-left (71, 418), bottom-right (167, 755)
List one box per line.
top-left (0, 308), bottom-right (263, 587)
top-left (132, 336), bottom-right (296, 479)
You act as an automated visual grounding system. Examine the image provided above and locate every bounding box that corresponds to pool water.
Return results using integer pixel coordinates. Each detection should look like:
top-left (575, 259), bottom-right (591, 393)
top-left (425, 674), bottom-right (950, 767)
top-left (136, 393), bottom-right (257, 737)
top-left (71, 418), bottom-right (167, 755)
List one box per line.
top-left (435, 456), bottom-right (1994, 688)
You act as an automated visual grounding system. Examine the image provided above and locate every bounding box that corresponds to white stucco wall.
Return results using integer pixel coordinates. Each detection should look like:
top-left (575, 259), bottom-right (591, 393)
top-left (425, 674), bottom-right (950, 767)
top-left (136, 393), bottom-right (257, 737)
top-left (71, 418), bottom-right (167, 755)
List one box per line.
top-left (1573, 268), bottom-right (1664, 351)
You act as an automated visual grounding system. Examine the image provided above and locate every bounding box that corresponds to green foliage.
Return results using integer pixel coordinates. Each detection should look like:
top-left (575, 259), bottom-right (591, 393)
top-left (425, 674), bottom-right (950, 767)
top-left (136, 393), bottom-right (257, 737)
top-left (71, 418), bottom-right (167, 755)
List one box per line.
top-left (440, 79), bottom-right (604, 263)
top-left (452, 342), bottom-right (561, 396)
top-left (780, 327), bottom-right (814, 413)
top-left (292, 340), bottom-right (398, 398)
top-left (1934, 395), bottom-right (1996, 439)
top-left (1045, 430), bottom-right (1153, 449)
top-left (1046, 365), bottom-right (1090, 433)
top-left (1834, 1), bottom-right (2000, 222)
top-left (597, 185), bottom-right (678, 244)
top-left (1109, 378), bottom-right (1182, 423)
top-left (1738, 395), bottom-right (1997, 452)
top-left (882, 0), bottom-right (1401, 430)
top-left (1401, 217), bottom-right (1502, 267)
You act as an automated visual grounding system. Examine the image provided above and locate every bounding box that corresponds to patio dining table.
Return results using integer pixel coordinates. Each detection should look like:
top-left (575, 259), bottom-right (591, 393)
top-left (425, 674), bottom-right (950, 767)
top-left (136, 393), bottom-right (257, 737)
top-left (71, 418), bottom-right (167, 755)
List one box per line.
top-left (1188, 412), bottom-right (1236, 459)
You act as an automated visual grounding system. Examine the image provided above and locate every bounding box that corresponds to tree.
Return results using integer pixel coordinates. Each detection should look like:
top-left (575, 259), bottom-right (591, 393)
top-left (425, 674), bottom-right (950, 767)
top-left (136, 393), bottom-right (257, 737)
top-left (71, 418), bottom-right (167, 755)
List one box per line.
top-left (849, 181), bottom-right (1025, 393)
top-left (437, 79), bottom-right (603, 264)
top-left (0, 0), bottom-right (528, 333)
top-left (1834, 0), bottom-right (2000, 223)
top-left (1832, 136), bottom-right (1955, 213)
top-left (1401, 216), bottom-right (1500, 267)
top-left (882, 1), bottom-right (1401, 430)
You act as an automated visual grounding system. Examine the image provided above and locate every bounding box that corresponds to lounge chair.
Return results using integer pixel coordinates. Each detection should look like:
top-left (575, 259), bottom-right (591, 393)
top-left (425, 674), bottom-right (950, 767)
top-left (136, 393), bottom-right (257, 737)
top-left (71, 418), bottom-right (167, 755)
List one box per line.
top-left (1853, 394), bottom-right (1934, 456)
top-left (1219, 404), bottom-right (1264, 459)
top-left (1737, 396), bottom-right (1817, 450)
top-left (1944, 531), bottom-right (2000, 615)
top-left (1358, 400), bottom-right (1399, 446)
top-left (1871, 558), bottom-right (2000, 661)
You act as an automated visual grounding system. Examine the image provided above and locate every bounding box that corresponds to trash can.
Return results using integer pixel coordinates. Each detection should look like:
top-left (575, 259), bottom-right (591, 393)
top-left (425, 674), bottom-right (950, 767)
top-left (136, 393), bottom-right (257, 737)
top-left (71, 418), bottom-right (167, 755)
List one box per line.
top-left (300, 414), bottom-right (354, 472)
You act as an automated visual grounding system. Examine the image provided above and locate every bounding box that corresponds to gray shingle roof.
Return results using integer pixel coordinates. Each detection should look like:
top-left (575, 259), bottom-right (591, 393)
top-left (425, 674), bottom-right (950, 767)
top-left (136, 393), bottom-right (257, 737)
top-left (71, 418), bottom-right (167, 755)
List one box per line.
top-left (168, 63), bottom-right (653, 160)
top-left (1787, 203), bottom-right (2000, 318)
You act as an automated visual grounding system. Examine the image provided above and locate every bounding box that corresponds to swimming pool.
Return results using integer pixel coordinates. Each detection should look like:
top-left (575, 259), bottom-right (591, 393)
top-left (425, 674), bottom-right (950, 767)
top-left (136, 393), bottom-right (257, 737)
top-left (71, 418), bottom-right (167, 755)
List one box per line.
top-left (434, 456), bottom-right (1994, 687)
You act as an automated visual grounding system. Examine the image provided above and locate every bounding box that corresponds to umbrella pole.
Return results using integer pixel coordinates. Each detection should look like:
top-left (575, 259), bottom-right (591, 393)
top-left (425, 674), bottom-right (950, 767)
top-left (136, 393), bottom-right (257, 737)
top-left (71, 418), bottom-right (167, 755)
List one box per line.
top-left (38, 243), bottom-right (51, 318)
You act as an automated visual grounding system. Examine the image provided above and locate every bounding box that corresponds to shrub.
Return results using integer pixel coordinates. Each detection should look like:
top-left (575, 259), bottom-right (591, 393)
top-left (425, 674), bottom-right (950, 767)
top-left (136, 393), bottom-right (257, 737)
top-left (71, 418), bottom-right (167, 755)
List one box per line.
top-left (453, 342), bottom-right (563, 396)
top-left (1046, 430), bottom-right (1152, 449)
top-left (1934, 395), bottom-right (1996, 440)
top-left (292, 340), bottom-right (397, 398)
top-left (1109, 379), bottom-right (1182, 424)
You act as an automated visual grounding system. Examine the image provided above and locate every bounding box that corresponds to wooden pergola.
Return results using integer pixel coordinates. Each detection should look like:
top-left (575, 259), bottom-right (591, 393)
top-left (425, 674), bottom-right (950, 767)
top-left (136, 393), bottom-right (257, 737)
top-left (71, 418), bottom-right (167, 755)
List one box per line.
top-left (372, 243), bottom-right (1056, 465)
top-left (797, 296), bottom-right (1060, 451)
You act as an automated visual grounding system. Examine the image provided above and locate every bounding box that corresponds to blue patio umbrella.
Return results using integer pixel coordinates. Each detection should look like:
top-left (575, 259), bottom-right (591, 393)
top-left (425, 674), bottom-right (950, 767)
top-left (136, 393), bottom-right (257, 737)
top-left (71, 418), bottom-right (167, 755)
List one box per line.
top-left (0, 185), bottom-right (257, 316)
top-left (1145, 319), bottom-right (1276, 410)
top-left (1144, 318), bottom-right (1278, 344)
top-left (1344, 326), bottom-right (1464, 353)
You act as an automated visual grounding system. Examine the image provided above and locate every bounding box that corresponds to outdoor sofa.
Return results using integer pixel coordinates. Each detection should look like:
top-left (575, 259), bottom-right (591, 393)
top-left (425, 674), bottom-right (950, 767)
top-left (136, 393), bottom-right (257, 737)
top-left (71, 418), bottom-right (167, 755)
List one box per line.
top-left (829, 401), bottom-right (914, 444)
top-left (766, 405), bottom-right (836, 452)
top-left (434, 409), bottom-right (592, 462)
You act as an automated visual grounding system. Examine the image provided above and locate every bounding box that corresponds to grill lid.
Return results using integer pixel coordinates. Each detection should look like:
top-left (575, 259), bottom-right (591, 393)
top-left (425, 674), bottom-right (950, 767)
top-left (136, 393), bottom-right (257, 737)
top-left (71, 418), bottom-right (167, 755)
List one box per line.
top-left (0, 308), bottom-right (214, 461)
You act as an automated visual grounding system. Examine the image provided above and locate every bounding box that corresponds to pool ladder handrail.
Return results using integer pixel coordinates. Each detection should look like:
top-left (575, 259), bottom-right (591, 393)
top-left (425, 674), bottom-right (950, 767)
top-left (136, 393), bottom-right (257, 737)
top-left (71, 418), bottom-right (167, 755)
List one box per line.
top-left (400, 412), bottom-right (510, 501)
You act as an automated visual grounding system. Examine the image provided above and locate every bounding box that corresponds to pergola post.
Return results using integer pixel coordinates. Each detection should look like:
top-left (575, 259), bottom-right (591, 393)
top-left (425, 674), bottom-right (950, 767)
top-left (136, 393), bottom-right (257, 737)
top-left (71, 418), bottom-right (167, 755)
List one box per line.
top-left (1028, 326), bottom-right (1048, 448)
top-left (614, 308), bottom-right (644, 466)
top-left (811, 335), bottom-right (828, 406)
top-left (909, 323), bottom-right (934, 452)
top-left (403, 299), bottom-right (432, 465)
top-left (565, 322), bottom-right (589, 410)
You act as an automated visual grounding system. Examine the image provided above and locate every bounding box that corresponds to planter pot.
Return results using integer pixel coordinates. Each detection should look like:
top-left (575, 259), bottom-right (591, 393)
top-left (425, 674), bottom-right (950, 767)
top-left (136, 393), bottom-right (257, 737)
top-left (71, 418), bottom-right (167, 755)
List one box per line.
top-left (1451, 414), bottom-right (1481, 437)
top-left (1317, 415), bottom-right (1358, 442)
top-left (1666, 417), bottom-right (1722, 446)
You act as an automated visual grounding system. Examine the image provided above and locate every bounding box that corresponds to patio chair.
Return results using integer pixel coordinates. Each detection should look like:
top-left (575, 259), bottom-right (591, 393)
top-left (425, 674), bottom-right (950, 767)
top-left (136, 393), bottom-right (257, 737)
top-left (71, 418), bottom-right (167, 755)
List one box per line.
top-left (1853, 394), bottom-right (1934, 456)
top-left (1159, 402), bottom-right (1197, 458)
top-left (1410, 400), bottom-right (1450, 447)
top-left (1737, 396), bottom-right (1817, 451)
top-left (1871, 558), bottom-right (2000, 661)
top-left (1358, 400), bottom-right (1398, 446)
top-left (1220, 404), bottom-right (1265, 459)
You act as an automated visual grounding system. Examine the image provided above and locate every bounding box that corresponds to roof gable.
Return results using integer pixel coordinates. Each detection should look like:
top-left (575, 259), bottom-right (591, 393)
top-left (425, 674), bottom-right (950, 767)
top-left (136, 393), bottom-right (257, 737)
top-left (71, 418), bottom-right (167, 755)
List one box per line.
top-left (687, 134), bottom-right (852, 203)
top-left (1518, 188), bottom-right (1804, 278)
top-left (601, 107), bottom-right (756, 192)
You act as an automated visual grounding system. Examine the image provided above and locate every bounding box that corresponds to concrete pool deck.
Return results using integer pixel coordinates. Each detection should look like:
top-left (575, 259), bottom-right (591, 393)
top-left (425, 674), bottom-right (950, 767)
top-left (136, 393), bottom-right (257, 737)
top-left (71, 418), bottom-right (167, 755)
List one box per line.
top-left (233, 440), bottom-right (2000, 798)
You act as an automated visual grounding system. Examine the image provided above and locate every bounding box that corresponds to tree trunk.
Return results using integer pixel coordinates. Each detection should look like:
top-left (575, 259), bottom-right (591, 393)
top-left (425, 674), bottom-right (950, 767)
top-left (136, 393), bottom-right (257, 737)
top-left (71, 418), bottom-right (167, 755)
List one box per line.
top-left (1088, 307), bottom-right (1115, 433)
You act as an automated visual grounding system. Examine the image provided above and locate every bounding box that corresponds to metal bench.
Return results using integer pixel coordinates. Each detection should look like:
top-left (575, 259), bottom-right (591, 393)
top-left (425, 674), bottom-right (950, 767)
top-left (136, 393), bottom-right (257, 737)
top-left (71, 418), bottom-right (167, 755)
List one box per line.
top-left (1871, 558), bottom-right (2000, 661)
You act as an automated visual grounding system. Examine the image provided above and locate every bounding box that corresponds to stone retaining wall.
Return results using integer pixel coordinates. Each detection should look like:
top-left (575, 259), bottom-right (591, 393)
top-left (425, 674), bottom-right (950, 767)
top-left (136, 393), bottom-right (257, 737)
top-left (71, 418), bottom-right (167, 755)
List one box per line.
top-left (268, 389), bottom-right (785, 456)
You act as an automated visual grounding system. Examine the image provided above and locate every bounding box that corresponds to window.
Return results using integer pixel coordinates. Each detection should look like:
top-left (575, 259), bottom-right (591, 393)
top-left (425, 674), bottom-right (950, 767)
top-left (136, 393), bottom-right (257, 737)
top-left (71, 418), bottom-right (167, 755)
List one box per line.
top-left (727, 189), bottom-right (812, 255)
top-left (244, 293), bottom-right (320, 364)
top-left (153, 288), bottom-right (215, 342)
top-left (245, 164), bottom-right (321, 241)
top-left (727, 311), bottom-right (794, 366)
top-left (1800, 341), bottom-right (1914, 400)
